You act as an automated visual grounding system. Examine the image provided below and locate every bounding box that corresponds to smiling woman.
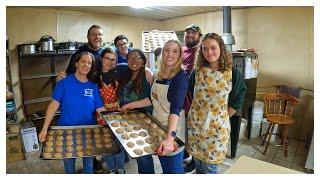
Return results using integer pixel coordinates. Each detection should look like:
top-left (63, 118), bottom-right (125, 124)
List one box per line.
top-left (38, 51), bottom-right (106, 174)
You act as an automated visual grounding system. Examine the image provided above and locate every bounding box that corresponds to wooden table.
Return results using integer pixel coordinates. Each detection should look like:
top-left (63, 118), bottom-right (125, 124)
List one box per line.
top-left (225, 156), bottom-right (303, 174)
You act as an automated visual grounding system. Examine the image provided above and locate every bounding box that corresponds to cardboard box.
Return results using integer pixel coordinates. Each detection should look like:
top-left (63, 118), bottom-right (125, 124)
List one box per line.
top-left (21, 127), bottom-right (40, 153)
top-left (6, 134), bottom-right (25, 163)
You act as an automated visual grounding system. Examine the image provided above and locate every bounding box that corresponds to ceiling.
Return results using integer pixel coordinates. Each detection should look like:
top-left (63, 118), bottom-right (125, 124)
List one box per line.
top-left (53, 6), bottom-right (250, 21)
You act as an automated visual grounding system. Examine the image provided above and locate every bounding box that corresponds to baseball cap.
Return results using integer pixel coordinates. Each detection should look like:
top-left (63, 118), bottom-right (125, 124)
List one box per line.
top-left (185, 24), bottom-right (202, 35)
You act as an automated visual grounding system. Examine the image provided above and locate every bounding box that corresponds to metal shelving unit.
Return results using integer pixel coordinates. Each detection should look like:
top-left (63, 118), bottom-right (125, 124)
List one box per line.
top-left (18, 51), bottom-right (72, 118)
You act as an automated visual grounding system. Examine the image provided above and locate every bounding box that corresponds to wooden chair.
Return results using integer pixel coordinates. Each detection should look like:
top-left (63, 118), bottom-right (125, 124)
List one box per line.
top-left (261, 93), bottom-right (300, 157)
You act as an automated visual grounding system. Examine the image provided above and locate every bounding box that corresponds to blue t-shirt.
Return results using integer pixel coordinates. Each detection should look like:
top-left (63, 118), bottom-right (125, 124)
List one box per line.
top-left (155, 70), bottom-right (189, 116)
top-left (52, 74), bottom-right (104, 126)
top-left (116, 47), bottom-right (132, 64)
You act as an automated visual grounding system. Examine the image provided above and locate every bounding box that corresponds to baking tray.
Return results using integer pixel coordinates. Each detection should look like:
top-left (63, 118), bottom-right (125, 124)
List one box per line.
top-left (142, 31), bottom-right (178, 53)
top-left (100, 110), bottom-right (184, 158)
top-left (40, 125), bottom-right (120, 160)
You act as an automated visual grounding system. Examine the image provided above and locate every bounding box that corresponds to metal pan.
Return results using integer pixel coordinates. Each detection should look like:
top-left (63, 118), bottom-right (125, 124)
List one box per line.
top-left (40, 125), bottom-right (120, 160)
top-left (100, 110), bottom-right (184, 158)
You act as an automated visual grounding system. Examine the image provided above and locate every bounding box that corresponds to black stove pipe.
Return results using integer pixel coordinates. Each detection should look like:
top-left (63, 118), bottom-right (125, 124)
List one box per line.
top-left (223, 6), bottom-right (232, 34)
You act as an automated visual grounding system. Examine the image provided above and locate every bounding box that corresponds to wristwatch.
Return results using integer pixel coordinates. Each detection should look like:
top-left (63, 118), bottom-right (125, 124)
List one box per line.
top-left (169, 130), bottom-right (177, 138)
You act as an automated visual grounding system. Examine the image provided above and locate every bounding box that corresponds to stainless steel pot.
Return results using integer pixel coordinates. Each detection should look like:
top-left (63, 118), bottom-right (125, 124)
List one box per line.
top-left (39, 35), bottom-right (55, 52)
top-left (20, 42), bottom-right (37, 55)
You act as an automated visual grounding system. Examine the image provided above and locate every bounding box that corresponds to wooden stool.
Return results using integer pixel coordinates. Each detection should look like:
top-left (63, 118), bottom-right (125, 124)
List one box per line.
top-left (261, 93), bottom-right (299, 157)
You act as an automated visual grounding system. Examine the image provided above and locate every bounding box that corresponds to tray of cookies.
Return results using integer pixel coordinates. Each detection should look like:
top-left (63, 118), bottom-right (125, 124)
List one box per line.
top-left (100, 110), bottom-right (184, 158)
top-left (40, 125), bottom-right (120, 160)
top-left (142, 30), bottom-right (178, 53)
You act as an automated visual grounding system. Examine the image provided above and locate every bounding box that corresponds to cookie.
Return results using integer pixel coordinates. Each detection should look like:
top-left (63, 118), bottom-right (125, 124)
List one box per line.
top-left (94, 134), bottom-right (101, 139)
top-left (136, 140), bottom-right (145, 145)
top-left (102, 128), bottom-right (110, 133)
top-left (76, 139), bottom-right (82, 145)
top-left (66, 146), bottom-right (74, 152)
top-left (138, 113), bottom-right (145, 118)
top-left (66, 140), bottom-right (73, 146)
top-left (115, 128), bottom-right (125, 134)
top-left (44, 146), bottom-right (53, 153)
top-left (85, 149), bottom-right (92, 156)
top-left (66, 129), bottom-right (73, 134)
top-left (86, 144), bottom-right (93, 149)
top-left (95, 138), bottom-right (102, 144)
top-left (65, 152), bottom-right (73, 158)
top-left (48, 130), bottom-right (55, 136)
top-left (85, 139), bottom-right (92, 144)
top-left (54, 152), bottom-right (63, 158)
top-left (76, 134), bottom-right (82, 139)
top-left (126, 142), bottom-right (135, 148)
top-left (76, 151), bottom-right (84, 157)
top-left (145, 118), bottom-right (152, 124)
top-left (43, 152), bottom-right (52, 158)
top-left (122, 133), bottom-right (130, 140)
top-left (111, 122), bottom-right (120, 127)
top-left (120, 121), bottom-right (128, 126)
top-left (93, 128), bottom-right (100, 134)
top-left (105, 143), bottom-right (112, 148)
top-left (133, 125), bottom-right (142, 131)
top-left (85, 133), bottom-right (92, 139)
top-left (130, 133), bottom-right (138, 138)
top-left (56, 130), bottom-right (64, 135)
top-left (55, 146), bottom-right (63, 153)
top-left (138, 131), bottom-right (147, 137)
top-left (133, 149), bottom-right (143, 155)
top-left (115, 114), bottom-right (122, 119)
top-left (122, 114), bottom-right (130, 120)
top-left (55, 140), bottom-right (63, 147)
top-left (145, 137), bottom-right (154, 144)
top-left (143, 146), bottom-right (153, 153)
top-left (76, 145), bottom-right (83, 151)
top-left (66, 135), bottom-right (73, 141)
top-left (75, 129), bottom-right (82, 134)
top-left (125, 125), bottom-right (133, 132)
top-left (84, 128), bottom-right (91, 134)
top-left (107, 114), bottom-right (114, 120)
top-left (130, 114), bottom-right (137, 119)
top-left (47, 135), bottom-right (54, 141)
top-left (56, 136), bottom-right (64, 141)
top-left (96, 143), bottom-right (103, 149)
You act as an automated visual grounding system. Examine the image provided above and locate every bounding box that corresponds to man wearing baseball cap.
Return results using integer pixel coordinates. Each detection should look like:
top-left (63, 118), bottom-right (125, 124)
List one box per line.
top-left (183, 24), bottom-right (202, 174)
top-left (182, 24), bottom-right (202, 75)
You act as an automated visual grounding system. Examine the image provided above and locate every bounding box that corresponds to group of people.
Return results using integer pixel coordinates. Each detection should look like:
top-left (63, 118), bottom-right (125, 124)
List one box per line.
top-left (38, 23), bottom-right (247, 174)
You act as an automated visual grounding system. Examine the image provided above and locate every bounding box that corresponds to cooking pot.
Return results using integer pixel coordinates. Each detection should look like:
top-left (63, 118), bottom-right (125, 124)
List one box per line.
top-left (58, 41), bottom-right (76, 50)
top-left (38, 35), bottom-right (55, 52)
top-left (20, 42), bottom-right (37, 55)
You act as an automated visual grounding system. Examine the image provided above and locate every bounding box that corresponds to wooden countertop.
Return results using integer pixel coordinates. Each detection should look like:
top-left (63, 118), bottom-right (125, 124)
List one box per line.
top-left (225, 156), bottom-right (304, 174)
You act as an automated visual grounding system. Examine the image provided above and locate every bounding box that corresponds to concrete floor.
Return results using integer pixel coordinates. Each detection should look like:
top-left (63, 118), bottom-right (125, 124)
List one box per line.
top-left (6, 137), bottom-right (312, 174)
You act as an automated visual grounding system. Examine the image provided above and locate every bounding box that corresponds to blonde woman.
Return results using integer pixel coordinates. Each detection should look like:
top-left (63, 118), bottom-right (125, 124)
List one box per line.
top-left (120, 40), bottom-right (188, 174)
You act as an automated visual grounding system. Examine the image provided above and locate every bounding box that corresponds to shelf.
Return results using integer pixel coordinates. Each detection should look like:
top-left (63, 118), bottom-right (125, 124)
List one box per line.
top-left (21, 73), bottom-right (58, 80)
top-left (19, 51), bottom-right (75, 58)
top-left (24, 96), bottom-right (52, 105)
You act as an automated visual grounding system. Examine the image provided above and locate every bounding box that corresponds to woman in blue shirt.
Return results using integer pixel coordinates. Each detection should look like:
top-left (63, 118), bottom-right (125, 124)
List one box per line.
top-left (38, 51), bottom-right (105, 174)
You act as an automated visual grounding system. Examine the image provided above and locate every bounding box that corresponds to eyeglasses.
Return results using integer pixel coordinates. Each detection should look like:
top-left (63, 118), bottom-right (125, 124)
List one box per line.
top-left (128, 56), bottom-right (143, 62)
top-left (103, 56), bottom-right (117, 62)
top-left (116, 42), bottom-right (128, 48)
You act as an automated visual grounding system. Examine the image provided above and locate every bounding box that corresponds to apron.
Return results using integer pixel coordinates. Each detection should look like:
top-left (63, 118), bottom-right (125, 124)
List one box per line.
top-left (99, 76), bottom-right (119, 111)
top-left (186, 67), bottom-right (232, 164)
top-left (151, 81), bottom-right (186, 143)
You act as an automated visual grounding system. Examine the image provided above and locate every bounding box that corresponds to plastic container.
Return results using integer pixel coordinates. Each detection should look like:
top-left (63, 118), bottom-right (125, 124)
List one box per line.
top-left (239, 118), bottom-right (247, 140)
top-left (261, 118), bottom-right (278, 142)
top-left (251, 101), bottom-right (264, 122)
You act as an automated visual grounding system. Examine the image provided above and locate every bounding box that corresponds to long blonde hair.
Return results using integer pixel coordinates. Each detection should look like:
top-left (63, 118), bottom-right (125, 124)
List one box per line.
top-left (195, 32), bottom-right (232, 72)
top-left (156, 39), bottom-right (183, 80)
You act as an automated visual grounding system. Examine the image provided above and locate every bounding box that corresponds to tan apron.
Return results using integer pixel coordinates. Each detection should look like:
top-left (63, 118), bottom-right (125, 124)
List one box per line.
top-left (151, 81), bottom-right (186, 143)
top-left (186, 67), bottom-right (232, 164)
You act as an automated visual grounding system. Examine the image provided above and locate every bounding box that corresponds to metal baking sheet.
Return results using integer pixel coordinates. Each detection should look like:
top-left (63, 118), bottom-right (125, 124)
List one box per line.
top-left (40, 125), bottom-right (120, 160)
top-left (142, 31), bottom-right (178, 53)
top-left (100, 110), bottom-right (184, 158)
